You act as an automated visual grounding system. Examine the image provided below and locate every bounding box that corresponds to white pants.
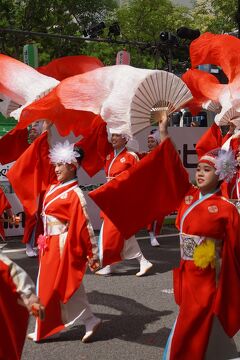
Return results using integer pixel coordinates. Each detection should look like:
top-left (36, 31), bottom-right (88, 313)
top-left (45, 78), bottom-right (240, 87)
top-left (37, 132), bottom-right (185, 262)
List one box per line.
top-left (121, 235), bottom-right (142, 260)
top-left (61, 282), bottom-right (94, 327)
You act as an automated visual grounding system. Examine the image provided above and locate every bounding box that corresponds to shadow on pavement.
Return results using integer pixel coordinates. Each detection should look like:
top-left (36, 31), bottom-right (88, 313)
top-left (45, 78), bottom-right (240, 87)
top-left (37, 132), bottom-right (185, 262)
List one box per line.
top-left (37, 290), bottom-right (172, 348)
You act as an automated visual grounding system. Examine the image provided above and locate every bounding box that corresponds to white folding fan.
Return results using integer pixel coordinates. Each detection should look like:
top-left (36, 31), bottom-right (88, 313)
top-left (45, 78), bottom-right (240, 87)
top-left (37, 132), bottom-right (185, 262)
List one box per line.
top-left (11, 65), bottom-right (192, 137)
top-left (130, 70), bottom-right (192, 134)
top-left (0, 94), bottom-right (20, 117)
top-left (214, 106), bottom-right (240, 128)
top-left (202, 100), bottom-right (221, 114)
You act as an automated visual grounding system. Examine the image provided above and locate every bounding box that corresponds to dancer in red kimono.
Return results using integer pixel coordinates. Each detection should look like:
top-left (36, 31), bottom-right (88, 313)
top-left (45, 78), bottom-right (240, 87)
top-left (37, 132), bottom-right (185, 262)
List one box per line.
top-left (89, 112), bottom-right (240, 359)
top-left (158, 115), bottom-right (240, 360)
top-left (0, 250), bottom-right (44, 360)
top-left (26, 141), bottom-right (101, 343)
top-left (95, 131), bottom-right (153, 276)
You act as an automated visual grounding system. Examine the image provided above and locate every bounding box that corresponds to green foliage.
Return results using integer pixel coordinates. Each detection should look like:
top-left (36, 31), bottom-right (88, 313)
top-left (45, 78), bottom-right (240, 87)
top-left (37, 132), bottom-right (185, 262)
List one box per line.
top-left (114, 0), bottom-right (194, 70)
top-left (0, 0), bottom-right (118, 62)
top-left (0, 0), bottom-right (239, 70)
top-left (191, 0), bottom-right (238, 33)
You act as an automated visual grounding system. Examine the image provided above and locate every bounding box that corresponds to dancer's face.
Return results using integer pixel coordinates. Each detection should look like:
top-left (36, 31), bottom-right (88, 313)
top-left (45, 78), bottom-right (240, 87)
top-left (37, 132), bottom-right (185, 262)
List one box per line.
top-left (195, 162), bottom-right (219, 195)
top-left (54, 163), bottom-right (76, 183)
top-left (111, 134), bottom-right (127, 150)
top-left (147, 137), bottom-right (158, 151)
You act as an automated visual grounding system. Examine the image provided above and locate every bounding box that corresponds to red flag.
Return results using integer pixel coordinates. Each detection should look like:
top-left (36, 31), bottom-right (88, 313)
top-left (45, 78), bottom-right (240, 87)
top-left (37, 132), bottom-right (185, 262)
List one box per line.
top-left (17, 88), bottom-right (97, 137)
top-left (37, 55), bottom-right (104, 81)
top-left (182, 68), bottom-right (224, 104)
top-left (190, 32), bottom-right (240, 82)
top-left (89, 138), bottom-right (191, 239)
top-left (0, 128), bottom-right (29, 165)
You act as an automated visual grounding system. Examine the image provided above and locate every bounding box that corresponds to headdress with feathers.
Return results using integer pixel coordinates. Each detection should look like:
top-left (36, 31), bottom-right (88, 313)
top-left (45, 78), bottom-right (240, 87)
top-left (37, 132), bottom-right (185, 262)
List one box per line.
top-left (49, 140), bottom-right (84, 166)
top-left (199, 148), bottom-right (237, 182)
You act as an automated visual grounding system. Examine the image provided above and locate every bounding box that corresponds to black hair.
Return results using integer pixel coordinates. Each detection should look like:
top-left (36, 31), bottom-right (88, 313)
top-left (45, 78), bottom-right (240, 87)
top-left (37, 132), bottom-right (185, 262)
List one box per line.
top-left (150, 128), bottom-right (158, 135)
top-left (73, 146), bottom-right (84, 165)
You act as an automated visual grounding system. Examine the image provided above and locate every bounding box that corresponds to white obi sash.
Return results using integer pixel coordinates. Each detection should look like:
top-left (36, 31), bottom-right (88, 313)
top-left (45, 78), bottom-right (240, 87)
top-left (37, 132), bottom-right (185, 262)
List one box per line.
top-left (180, 233), bottom-right (222, 260)
top-left (45, 215), bottom-right (67, 236)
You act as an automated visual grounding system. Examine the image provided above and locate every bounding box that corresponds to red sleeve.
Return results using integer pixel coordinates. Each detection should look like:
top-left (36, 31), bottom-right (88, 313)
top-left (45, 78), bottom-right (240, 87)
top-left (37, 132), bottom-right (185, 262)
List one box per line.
top-left (214, 206), bottom-right (240, 337)
top-left (75, 115), bottom-right (113, 177)
top-left (7, 132), bottom-right (56, 216)
top-left (0, 259), bottom-right (29, 360)
top-left (89, 137), bottom-right (191, 239)
top-left (0, 128), bottom-right (29, 165)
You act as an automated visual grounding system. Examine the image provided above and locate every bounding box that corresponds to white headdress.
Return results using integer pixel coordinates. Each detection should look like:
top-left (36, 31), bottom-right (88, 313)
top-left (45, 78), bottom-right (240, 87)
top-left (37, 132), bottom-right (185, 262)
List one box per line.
top-left (214, 149), bottom-right (238, 182)
top-left (199, 148), bottom-right (237, 183)
top-left (49, 140), bottom-right (82, 166)
top-left (108, 128), bottom-right (130, 142)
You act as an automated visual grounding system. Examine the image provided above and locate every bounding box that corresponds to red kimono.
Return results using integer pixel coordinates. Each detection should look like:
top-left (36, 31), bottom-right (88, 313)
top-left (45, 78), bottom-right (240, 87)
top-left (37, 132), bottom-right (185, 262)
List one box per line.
top-left (163, 186), bottom-right (240, 360)
top-left (35, 179), bottom-right (98, 341)
top-left (196, 125), bottom-right (240, 206)
top-left (99, 147), bottom-right (139, 266)
top-left (0, 252), bottom-right (36, 360)
top-left (0, 187), bottom-right (12, 240)
top-left (90, 138), bottom-right (240, 359)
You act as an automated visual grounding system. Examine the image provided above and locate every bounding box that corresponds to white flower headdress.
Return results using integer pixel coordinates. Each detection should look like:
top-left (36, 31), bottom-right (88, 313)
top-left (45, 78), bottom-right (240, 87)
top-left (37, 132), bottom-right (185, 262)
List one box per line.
top-left (49, 140), bottom-right (82, 165)
top-left (214, 149), bottom-right (238, 182)
top-left (199, 148), bottom-right (237, 183)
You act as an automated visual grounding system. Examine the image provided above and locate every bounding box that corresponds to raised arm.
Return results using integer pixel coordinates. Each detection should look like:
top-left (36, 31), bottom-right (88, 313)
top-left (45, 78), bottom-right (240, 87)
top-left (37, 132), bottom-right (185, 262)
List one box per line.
top-left (154, 110), bottom-right (169, 142)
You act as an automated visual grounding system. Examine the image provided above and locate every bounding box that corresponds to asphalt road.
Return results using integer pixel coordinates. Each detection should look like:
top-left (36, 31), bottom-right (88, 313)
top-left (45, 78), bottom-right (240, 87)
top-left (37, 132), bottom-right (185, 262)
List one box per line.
top-left (4, 228), bottom-right (240, 360)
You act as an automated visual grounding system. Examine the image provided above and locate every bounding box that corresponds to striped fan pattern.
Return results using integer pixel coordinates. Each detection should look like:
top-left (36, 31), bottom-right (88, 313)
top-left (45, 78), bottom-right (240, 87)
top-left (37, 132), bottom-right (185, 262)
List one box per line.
top-left (0, 95), bottom-right (20, 117)
top-left (130, 71), bottom-right (192, 134)
top-left (215, 106), bottom-right (240, 127)
top-left (202, 100), bottom-right (221, 113)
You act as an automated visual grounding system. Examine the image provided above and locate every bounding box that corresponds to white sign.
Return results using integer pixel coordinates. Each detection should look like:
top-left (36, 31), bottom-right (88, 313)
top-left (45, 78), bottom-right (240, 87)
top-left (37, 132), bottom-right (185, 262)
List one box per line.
top-left (0, 162), bottom-right (13, 181)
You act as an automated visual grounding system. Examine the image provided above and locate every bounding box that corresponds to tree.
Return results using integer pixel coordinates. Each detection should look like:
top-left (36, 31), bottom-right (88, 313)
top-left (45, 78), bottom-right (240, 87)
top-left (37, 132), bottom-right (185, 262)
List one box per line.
top-left (190, 0), bottom-right (238, 34)
top-left (0, 0), bottom-right (239, 71)
top-left (115, 0), bottom-right (194, 70)
top-left (0, 0), bottom-right (118, 62)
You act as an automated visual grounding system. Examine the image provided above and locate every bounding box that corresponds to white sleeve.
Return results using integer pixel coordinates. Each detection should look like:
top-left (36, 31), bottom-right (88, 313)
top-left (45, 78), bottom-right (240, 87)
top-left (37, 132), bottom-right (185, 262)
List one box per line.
top-left (0, 252), bottom-right (36, 301)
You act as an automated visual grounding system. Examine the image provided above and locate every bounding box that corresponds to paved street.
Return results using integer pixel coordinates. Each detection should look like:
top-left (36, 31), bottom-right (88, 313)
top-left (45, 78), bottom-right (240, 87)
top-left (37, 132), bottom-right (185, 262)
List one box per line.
top-left (3, 228), bottom-right (240, 360)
